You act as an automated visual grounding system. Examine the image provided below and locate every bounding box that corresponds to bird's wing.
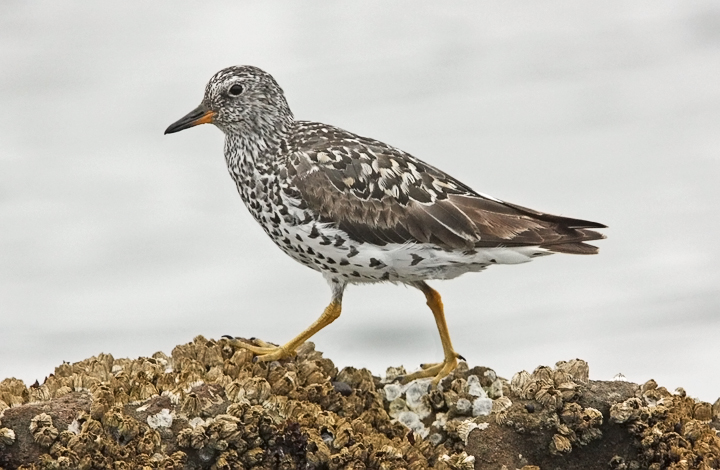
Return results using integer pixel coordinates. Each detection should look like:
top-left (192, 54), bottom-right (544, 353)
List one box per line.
top-left (284, 122), bottom-right (605, 253)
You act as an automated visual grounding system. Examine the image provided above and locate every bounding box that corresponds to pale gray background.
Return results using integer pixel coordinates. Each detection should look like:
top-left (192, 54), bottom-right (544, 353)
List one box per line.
top-left (1, 2), bottom-right (719, 401)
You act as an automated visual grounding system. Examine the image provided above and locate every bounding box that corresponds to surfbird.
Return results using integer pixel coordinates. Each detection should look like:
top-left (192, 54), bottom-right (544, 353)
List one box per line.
top-left (165, 66), bottom-right (606, 385)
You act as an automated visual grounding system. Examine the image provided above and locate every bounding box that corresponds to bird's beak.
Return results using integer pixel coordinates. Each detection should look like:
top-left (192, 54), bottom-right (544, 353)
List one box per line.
top-left (164, 103), bottom-right (216, 134)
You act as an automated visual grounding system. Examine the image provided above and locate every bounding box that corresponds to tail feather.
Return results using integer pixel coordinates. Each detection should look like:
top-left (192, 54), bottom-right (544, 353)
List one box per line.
top-left (544, 242), bottom-right (600, 255)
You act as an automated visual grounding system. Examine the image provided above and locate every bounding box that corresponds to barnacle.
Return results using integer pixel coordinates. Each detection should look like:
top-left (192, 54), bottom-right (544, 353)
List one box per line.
top-left (54, 386), bottom-right (72, 398)
top-left (335, 366), bottom-right (375, 392)
top-left (491, 396), bottom-right (512, 414)
top-left (297, 359), bottom-right (328, 386)
top-left (0, 426), bottom-right (16, 449)
top-left (226, 377), bottom-right (272, 405)
top-left (556, 381), bottom-right (580, 402)
top-left (29, 413), bottom-right (59, 447)
top-left (548, 433), bottom-right (572, 455)
top-left (136, 428), bottom-right (161, 454)
top-left (610, 397), bottom-right (643, 424)
top-left (531, 366), bottom-right (554, 386)
top-left (693, 401), bottom-right (713, 423)
top-left (0, 377), bottom-right (29, 407)
top-left (535, 385), bottom-right (563, 411)
top-left (558, 402), bottom-right (603, 446)
top-left (147, 408), bottom-right (174, 429)
top-left (241, 447), bottom-right (265, 466)
top-left (437, 451), bottom-right (475, 470)
top-left (510, 370), bottom-right (532, 397)
top-left (555, 359), bottom-right (589, 383)
top-left (28, 383), bottom-right (52, 403)
top-left (455, 420), bottom-right (488, 445)
top-left (383, 365), bottom-right (407, 383)
top-left (404, 379), bottom-right (432, 418)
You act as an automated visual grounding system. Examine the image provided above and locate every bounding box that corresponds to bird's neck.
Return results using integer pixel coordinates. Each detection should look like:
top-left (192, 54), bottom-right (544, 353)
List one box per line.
top-left (224, 117), bottom-right (293, 178)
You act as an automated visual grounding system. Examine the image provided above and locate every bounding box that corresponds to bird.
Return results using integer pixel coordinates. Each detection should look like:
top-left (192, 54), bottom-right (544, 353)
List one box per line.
top-left (165, 65), bottom-right (606, 385)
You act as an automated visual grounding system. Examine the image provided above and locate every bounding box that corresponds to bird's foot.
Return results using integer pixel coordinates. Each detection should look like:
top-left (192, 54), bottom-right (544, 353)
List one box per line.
top-left (400, 353), bottom-right (464, 387)
top-left (228, 338), bottom-right (294, 362)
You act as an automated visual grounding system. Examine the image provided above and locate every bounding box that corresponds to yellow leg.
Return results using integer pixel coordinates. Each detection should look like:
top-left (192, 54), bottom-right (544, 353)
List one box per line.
top-left (402, 281), bottom-right (463, 386)
top-left (231, 280), bottom-right (345, 362)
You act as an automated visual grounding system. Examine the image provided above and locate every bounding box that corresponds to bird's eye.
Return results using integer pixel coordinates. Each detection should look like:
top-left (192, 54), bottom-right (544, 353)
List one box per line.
top-left (228, 84), bottom-right (244, 96)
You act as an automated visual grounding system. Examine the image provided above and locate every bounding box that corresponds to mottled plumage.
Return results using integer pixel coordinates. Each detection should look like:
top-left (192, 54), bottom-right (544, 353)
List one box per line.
top-left (165, 65), bottom-right (606, 384)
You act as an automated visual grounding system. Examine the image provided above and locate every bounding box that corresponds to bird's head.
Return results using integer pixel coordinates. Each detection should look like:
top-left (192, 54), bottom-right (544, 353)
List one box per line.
top-left (165, 65), bottom-right (293, 137)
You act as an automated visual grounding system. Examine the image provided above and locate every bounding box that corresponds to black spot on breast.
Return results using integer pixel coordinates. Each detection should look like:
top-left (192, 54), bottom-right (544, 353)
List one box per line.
top-left (489, 259), bottom-right (496, 263)
top-left (295, 234), bottom-right (303, 242)
top-left (351, 271), bottom-right (361, 277)
top-left (369, 258), bottom-right (386, 268)
top-left (307, 247), bottom-right (315, 255)
top-left (320, 236), bottom-right (331, 246)
top-left (309, 226), bottom-right (320, 239)
top-left (339, 259), bottom-right (349, 266)
top-left (348, 246), bottom-right (359, 258)
top-left (410, 254), bottom-right (424, 266)
top-left (326, 258), bottom-right (336, 264)
top-left (334, 236), bottom-right (345, 247)
top-left (380, 272), bottom-right (390, 281)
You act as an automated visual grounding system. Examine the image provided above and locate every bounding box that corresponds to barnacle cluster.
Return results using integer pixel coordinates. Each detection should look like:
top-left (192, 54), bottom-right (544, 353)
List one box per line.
top-left (2, 342), bottom-right (718, 469)
top-left (0, 336), bottom-right (483, 469)
top-left (380, 361), bottom-right (509, 467)
top-left (510, 359), bottom-right (588, 411)
top-left (507, 359), bottom-right (604, 456)
top-left (609, 378), bottom-right (720, 469)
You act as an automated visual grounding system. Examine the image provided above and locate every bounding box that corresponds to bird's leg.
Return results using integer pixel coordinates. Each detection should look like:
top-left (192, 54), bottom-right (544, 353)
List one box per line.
top-left (231, 278), bottom-right (346, 362)
top-left (402, 281), bottom-right (463, 386)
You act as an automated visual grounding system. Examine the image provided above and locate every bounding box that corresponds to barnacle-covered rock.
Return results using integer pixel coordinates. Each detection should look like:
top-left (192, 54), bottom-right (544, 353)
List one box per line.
top-left (608, 378), bottom-right (720, 469)
top-left (1, 341), bottom-right (716, 470)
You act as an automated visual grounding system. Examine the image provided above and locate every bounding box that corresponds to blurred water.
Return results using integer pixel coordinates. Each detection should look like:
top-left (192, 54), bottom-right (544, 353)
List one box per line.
top-left (1, 1), bottom-right (719, 400)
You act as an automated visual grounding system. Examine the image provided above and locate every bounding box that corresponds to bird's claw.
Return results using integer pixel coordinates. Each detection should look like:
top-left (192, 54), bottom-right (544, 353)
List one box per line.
top-left (228, 338), bottom-right (293, 362)
top-left (401, 352), bottom-right (464, 387)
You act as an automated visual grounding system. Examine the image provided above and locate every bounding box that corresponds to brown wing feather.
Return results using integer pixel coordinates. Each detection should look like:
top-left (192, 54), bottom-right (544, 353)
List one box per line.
top-left (287, 122), bottom-right (606, 253)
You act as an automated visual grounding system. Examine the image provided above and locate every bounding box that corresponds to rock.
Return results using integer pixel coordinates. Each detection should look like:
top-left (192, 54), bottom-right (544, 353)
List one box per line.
top-left (0, 337), bottom-right (717, 470)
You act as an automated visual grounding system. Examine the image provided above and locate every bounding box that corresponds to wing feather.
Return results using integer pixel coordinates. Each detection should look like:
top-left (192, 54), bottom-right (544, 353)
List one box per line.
top-left (286, 122), bottom-right (606, 253)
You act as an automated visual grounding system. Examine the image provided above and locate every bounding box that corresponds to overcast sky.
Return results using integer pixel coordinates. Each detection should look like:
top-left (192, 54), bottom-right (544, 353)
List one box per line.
top-left (1, 1), bottom-right (719, 401)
